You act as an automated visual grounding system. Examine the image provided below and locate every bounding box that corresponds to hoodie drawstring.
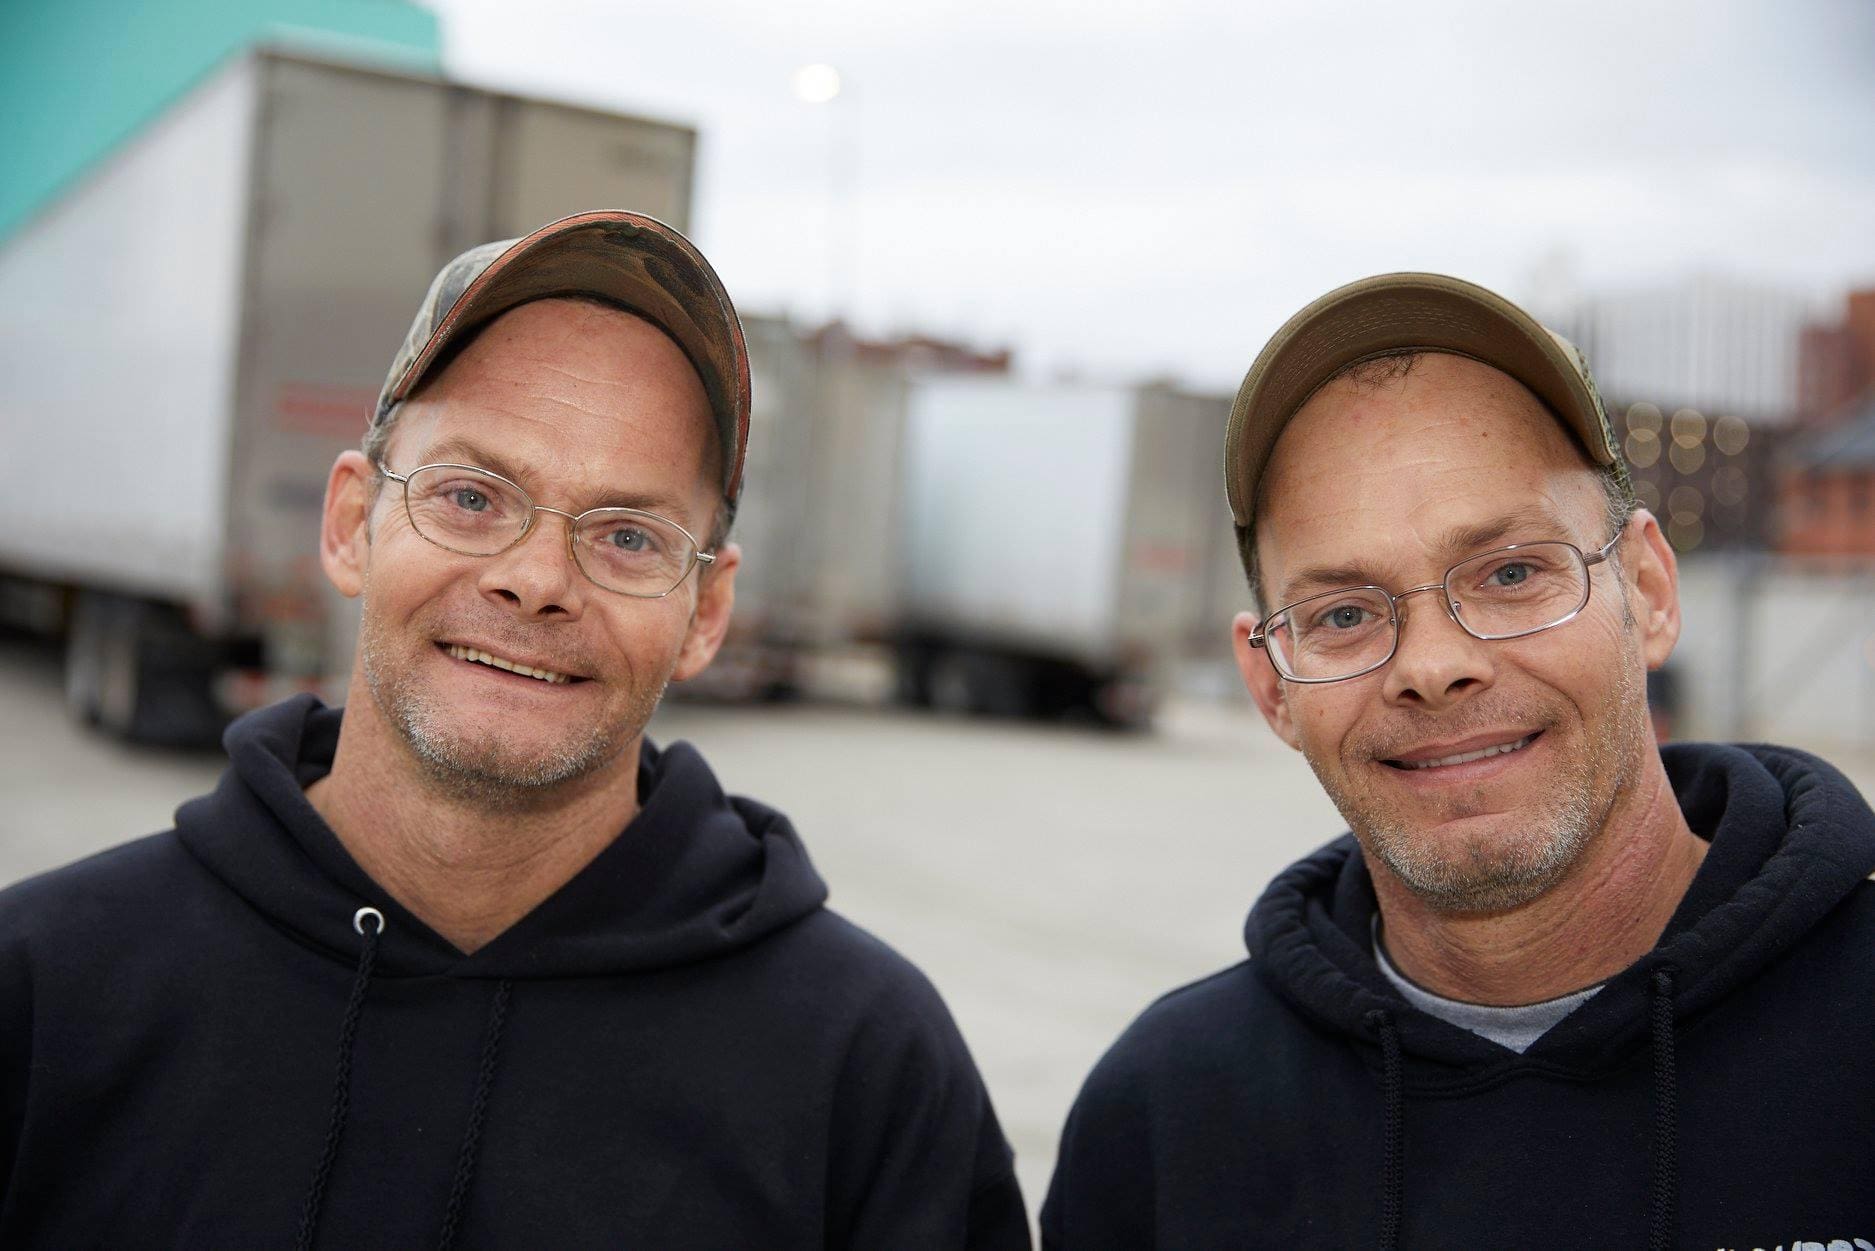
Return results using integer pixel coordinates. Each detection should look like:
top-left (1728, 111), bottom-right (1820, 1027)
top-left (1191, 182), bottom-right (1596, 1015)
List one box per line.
top-left (1647, 968), bottom-right (1679, 1251)
top-left (1364, 1008), bottom-right (1405, 1251)
top-left (1363, 976), bottom-right (1683, 1251)
top-left (295, 906), bottom-right (383, 1251)
top-left (436, 978), bottom-right (513, 1251)
top-left (294, 910), bottom-right (515, 1251)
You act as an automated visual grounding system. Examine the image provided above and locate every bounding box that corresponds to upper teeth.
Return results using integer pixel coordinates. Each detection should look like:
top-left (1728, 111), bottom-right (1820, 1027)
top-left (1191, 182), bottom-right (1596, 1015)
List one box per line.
top-left (1403, 734), bottom-right (1535, 770)
top-left (446, 645), bottom-right (572, 684)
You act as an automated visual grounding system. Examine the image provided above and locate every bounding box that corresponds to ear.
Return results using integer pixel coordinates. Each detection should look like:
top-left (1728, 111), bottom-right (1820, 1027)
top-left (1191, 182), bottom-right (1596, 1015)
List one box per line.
top-left (1233, 609), bottom-right (1301, 750)
top-left (672, 541), bottom-right (740, 682)
top-left (320, 451), bottom-right (378, 598)
top-left (1621, 508), bottom-right (1681, 671)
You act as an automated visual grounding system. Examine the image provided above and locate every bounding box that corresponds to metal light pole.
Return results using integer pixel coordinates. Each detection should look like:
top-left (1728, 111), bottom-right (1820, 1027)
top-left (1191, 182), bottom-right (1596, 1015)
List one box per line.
top-left (791, 62), bottom-right (859, 325)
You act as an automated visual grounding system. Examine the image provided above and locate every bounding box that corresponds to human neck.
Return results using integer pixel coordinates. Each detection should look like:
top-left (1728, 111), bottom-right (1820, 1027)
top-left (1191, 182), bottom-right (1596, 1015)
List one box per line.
top-left (305, 691), bottom-right (643, 955)
top-left (1373, 754), bottom-right (1708, 1007)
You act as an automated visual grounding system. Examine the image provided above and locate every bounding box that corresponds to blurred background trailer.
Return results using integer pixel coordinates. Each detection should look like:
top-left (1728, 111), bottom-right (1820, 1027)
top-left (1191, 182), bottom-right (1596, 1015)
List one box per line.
top-left (0, 47), bottom-right (698, 743)
top-left (894, 377), bottom-right (1229, 726)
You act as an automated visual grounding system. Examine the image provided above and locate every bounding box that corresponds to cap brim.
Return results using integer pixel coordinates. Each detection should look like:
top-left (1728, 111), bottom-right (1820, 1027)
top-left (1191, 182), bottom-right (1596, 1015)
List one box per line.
top-left (387, 211), bottom-right (751, 501)
top-left (1224, 272), bottom-right (1616, 527)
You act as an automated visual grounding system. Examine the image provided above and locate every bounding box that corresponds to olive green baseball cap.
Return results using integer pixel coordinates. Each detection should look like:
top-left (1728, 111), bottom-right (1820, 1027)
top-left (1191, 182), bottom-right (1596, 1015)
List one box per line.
top-left (1224, 272), bottom-right (1626, 530)
top-left (376, 210), bottom-right (751, 502)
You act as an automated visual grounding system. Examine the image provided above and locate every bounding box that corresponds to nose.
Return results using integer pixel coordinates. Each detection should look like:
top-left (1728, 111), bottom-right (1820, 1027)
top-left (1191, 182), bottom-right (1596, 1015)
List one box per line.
top-left (477, 508), bottom-right (586, 619)
top-left (1379, 583), bottom-right (1496, 710)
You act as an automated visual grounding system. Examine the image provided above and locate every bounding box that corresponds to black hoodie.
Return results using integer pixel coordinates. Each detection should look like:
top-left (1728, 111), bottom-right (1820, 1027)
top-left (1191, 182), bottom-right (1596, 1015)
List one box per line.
top-left (1042, 743), bottom-right (1875, 1249)
top-left (0, 696), bottom-right (1029, 1250)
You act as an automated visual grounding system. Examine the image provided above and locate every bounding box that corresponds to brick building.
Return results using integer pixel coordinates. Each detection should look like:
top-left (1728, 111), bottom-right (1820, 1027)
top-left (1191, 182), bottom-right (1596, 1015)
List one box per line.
top-left (1797, 289), bottom-right (1875, 425)
top-left (1778, 394), bottom-right (1875, 559)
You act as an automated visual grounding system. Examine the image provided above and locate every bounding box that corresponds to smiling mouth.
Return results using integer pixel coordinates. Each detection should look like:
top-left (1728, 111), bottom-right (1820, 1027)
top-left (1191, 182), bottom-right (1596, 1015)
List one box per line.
top-left (1385, 732), bottom-right (1539, 771)
top-left (442, 643), bottom-right (579, 685)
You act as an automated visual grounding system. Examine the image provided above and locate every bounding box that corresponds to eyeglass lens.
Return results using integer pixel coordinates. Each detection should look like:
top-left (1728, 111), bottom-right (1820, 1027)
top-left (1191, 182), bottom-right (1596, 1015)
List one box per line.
top-left (401, 465), bottom-right (697, 595)
top-left (1263, 542), bottom-right (1592, 681)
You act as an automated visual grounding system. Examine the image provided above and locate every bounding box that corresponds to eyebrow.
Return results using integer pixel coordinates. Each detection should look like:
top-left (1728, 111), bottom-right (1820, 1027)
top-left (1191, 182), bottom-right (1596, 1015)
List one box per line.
top-left (413, 437), bottom-right (696, 521)
top-left (1278, 505), bottom-right (1578, 602)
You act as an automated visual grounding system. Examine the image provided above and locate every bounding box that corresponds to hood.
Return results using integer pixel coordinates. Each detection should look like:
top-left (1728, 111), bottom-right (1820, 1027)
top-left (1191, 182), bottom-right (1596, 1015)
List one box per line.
top-left (1244, 741), bottom-right (1875, 1082)
top-left (174, 694), bottom-right (829, 980)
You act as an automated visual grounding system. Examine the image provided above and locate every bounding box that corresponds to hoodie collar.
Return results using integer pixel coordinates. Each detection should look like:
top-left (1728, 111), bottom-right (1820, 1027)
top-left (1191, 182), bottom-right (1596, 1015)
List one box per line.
top-left (1245, 742), bottom-right (1875, 1082)
top-left (175, 695), bottom-right (829, 979)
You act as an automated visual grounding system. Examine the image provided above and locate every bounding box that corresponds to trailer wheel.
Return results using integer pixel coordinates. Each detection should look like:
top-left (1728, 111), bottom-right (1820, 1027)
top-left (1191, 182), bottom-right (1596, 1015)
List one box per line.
top-left (894, 643), bottom-right (935, 708)
top-left (925, 651), bottom-right (973, 715)
top-left (68, 591), bottom-right (224, 746)
top-left (62, 590), bottom-right (109, 725)
top-left (924, 649), bottom-right (1041, 719)
top-left (94, 599), bottom-right (149, 740)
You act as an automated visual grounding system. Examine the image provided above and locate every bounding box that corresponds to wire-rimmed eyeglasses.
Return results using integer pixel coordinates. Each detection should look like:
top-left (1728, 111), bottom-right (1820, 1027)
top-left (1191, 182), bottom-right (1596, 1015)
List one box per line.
top-left (376, 461), bottom-right (714, 599)
top-left (1249, 524), bottom-right (1626, 683)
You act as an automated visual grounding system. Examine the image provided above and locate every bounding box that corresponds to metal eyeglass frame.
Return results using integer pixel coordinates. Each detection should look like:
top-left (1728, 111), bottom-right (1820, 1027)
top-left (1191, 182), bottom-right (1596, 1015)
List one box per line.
top-left (1248, 521), bottom-right (1627, 684)
top-left (376, 461), bottom-right (715, 599)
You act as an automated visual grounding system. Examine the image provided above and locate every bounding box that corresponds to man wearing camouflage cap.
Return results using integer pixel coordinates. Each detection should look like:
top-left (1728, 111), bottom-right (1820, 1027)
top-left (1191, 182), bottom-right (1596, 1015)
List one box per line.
top-left (0, 211), bottom-right (1029, 1249)
top-left (1043, 274), bottom-right (1875, 1248)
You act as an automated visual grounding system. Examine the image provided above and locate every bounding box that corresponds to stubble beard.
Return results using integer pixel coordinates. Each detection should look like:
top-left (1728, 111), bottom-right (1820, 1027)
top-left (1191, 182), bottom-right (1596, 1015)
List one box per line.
top-left (1303, 658), bottom-right (1647, 915)
top-left (356, 603), bottom-right (667, 814)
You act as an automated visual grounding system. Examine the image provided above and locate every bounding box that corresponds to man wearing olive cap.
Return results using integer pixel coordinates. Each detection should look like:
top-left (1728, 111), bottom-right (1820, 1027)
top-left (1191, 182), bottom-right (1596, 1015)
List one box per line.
top-left (1043, 274), bottom-right (1875, 1249)
top-left (0, 212), bottom-right (1029, 1250)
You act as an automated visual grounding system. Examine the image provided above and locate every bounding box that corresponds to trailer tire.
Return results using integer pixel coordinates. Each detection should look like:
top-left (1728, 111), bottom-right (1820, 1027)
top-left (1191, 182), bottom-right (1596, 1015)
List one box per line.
top-left (894, 644), bottom-right (935, 708)
top-left (924, 649), bottom-right (1041, 719)
top-left (69, 591), bottom-right (224, 746)
top-left (94, 598), bottom-right (157, 741)
top-left (63, 591), bottom-right (109, 725)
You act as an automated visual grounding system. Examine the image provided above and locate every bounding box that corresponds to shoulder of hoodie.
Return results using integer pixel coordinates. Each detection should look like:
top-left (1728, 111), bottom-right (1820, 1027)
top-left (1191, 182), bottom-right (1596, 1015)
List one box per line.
top-left (753, 904), bottom-right (976, 1037)
top-left (0, 829), bottom-right (204, 947)
top-left (753, 908), bottom-right (1002, 1128)
top-left (1067, 961), bottom-right (1272, 1114)
top-left (0, 832), bottom-right (205, 930)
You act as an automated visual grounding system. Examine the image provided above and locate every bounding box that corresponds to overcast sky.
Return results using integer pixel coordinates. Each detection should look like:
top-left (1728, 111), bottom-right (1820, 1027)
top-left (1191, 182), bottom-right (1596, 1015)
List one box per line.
top-left (429, 0), bottom-right (1875, 391)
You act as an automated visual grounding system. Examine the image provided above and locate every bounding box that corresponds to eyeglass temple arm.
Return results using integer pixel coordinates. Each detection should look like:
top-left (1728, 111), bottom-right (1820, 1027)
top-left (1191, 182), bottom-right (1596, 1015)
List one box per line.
top-left (1583, 523), bottom-right (1626, 569)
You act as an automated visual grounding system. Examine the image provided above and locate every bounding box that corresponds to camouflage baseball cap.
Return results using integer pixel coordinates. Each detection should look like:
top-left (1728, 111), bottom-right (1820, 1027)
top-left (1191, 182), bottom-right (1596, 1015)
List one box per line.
top-left (1225, 272), bottom-right (1627, 531)
top-left (376, 210), bottom-right (751, 501)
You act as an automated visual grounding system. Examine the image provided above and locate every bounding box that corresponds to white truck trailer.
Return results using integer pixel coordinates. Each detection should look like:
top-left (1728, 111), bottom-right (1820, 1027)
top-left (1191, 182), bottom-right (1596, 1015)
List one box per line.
top-left (894, 377), bottom-right (1232, 725)
top-left (0, 48), bottom-right (697, 741)
top-left (703, 319), bottom-right (913, 700)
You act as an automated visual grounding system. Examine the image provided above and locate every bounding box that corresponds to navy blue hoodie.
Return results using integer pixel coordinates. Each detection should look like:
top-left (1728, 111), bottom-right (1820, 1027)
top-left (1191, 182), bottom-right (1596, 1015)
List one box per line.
top-left (0, 696), bottom-right (1029, 1249)
top-left (1043, 743), bottom-right (1875, 1249)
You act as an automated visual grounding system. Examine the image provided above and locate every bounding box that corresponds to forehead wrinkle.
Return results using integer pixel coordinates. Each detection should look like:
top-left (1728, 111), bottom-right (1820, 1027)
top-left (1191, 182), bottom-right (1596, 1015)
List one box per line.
top-left (1257, 355), bottom-right (1604, 606)
top-left (408, 430), bottom-right (693, 518)
top-left (398, 386), bottom-right (711, 532)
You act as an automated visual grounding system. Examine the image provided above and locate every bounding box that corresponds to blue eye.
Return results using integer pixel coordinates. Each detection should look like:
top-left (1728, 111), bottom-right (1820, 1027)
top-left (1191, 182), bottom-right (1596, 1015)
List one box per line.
top-left (450, 488), bottom-right (490, 513)
top-left (1491, 562), bottom-right (1531, 587)
top-left (1317, 604), bottom-right (1376, 630)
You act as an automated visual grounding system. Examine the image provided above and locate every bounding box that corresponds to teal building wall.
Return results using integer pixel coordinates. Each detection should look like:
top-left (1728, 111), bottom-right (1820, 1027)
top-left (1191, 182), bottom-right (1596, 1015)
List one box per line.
top-left (0, 0), bottom-right (441, 241)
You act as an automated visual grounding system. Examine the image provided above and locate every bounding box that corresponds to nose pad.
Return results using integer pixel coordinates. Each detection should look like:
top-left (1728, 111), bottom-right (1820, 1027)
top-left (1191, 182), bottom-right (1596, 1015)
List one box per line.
top-left (483, 507), bottom-right (583, 614)
top-left (1381, 582), bottom-right (1495, 706)
top-left (1391, 583), bottom-right (1458, 630)
top-left (525, 507), bottom-right (583, 565)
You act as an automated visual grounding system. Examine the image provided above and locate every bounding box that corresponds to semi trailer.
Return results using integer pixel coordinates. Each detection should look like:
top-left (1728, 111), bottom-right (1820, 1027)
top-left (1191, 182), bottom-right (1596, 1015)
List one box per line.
top-left (893, 377), bottom-right (1233, 725)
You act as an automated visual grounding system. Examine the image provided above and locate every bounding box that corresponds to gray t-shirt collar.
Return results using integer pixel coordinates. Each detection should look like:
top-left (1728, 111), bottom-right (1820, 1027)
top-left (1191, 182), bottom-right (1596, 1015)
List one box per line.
top-left (1372, 917), bottom-right (1604, 1055)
